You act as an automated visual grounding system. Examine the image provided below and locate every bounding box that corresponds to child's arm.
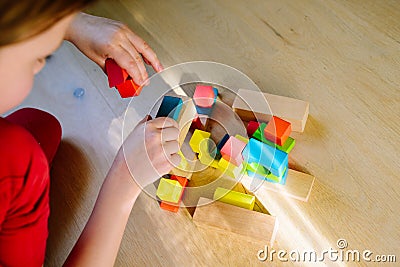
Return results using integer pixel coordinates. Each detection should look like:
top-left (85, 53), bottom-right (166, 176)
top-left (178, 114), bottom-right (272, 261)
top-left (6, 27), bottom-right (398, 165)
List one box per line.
top-left (64, 12), bottom-right (163, 86)
top-left (64, 117), bottom-right (181, 266)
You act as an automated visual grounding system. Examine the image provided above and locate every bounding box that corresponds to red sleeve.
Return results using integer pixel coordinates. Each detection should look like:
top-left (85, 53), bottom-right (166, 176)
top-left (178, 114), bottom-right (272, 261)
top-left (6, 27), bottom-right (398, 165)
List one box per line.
top-left (0, 118), bottom-right (50, 267)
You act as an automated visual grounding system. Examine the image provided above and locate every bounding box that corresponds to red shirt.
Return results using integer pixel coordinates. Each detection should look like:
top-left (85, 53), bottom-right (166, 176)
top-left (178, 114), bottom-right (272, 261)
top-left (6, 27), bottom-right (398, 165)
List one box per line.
top-left (0, 118), bottom-right (50, 267)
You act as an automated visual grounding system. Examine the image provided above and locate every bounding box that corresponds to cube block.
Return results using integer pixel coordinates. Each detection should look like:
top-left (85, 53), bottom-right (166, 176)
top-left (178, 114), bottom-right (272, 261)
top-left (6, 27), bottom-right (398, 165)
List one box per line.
top-left (189, 129), bottom-right (211, 153)
top-left (156, 178), bottom-right (183, 203)
top-left (242, 138), bottom-right (288, 178)
top-left (253, 123), bottom-right (296, 153)
top-left (156, 96), bottom-right (183, 121)
top-left (220, 136), bottom-right (246, 166)
top-left (193, 85), bottom-right (215, 108)
top-left (264, 116), bottom-right (292, 146)
top-left (105, 58), bottom-right (129, 88)
top-left (247, 121), bottom-right (260, 136)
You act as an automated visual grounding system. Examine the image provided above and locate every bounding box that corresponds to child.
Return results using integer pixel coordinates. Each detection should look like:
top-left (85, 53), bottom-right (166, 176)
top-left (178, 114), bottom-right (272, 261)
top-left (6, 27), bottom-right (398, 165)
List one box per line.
top-left (0, 1), bottom-right (181, 266)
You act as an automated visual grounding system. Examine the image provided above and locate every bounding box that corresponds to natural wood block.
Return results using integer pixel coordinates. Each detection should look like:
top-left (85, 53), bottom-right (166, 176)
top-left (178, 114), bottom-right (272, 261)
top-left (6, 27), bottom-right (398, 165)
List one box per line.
top-left (213, 187), bottom-right (255, 210)
top-left (242, 169), bottom-right (315, 202)
top-left (233, 89), bottom-right (309, 132)
top-left (176, 98), bottom-right (197, 146)
top-left (193, 197), bottom-right (278, 247)
top-left (264, 116), bottom-right (292, 146)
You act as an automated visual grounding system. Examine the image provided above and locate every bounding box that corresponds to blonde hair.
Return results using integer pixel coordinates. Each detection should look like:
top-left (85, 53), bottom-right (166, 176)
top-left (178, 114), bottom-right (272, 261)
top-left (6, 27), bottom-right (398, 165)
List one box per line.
top-left (0, 0), bottom-right (96, 46)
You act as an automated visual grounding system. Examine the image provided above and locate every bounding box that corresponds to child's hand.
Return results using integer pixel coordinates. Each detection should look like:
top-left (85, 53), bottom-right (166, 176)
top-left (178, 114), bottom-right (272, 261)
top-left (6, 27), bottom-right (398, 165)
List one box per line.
top-left (65, 13), bottom-right (163, 86)
top-left (120, 116), bottom-right (181, 188)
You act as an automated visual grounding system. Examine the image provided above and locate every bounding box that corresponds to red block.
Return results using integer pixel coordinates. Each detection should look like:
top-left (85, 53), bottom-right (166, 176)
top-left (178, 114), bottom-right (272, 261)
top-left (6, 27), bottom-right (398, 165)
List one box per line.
top-left (264, 116), bottom-right (292, 146)
top-left (116, 79), bottom-right (142, 98)
top-left (247, 121), bottom-right (260, 136)
top-left (220, 136), bottom-right (246, 166)
top-left (105, 58), bottom-right (129, 88)
top-left (160, 175), bottom-right (188, 213)
top-left (190, 115), bottom-right (206, 130)
top-left (193, 85), bottom-right (215, 108)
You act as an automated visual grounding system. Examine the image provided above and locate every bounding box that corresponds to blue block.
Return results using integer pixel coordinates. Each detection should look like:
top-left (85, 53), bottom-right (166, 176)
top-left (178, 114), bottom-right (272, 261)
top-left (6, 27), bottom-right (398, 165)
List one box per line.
top-left (213, 133), bottom-right (230, 160)
top-left (242, 138), bottom-right (288, 177)
top-left (156, 96), bottom-right (183, 121)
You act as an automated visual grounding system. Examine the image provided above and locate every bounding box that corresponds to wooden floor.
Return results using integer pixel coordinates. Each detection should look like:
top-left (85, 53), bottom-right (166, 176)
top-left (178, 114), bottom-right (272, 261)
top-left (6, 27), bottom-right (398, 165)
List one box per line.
top-left (13, 0), bottom-right (400, 266)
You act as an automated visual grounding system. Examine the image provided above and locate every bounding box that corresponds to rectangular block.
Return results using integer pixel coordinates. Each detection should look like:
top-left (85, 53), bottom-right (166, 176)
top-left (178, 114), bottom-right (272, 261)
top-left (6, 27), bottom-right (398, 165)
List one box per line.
top-left (242, 138), bottom-right (288, 178)
top-left (264, 116), bottom-right (292, 146)
top-left (235, 134), bottom-right (249, 144)
top-left (156, 96), bottom-right (183, 121)
top-left (233, 89), bottom-right (309, 132)
top-left (176, 98), bottom-right (197, 146)
top-left (241, 169), bottom-right (315, 202)
top-left (214, 133), bottom-right (230, 160)
top-left (105, 58), bottom-right (128, 88)
top-left (193, 197), bottom-right (278, 247)
top-left (220, 136), bottom-right (246, 166)
top-left (213, 187), bottom-right (255, 210)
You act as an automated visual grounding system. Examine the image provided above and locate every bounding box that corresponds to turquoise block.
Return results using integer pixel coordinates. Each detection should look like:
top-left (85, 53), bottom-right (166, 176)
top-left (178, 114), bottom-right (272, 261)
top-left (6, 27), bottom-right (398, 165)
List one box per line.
top-left (242, 138), bottom-right (288, 177)
top-left (156, 96), bottom-right (183, 121)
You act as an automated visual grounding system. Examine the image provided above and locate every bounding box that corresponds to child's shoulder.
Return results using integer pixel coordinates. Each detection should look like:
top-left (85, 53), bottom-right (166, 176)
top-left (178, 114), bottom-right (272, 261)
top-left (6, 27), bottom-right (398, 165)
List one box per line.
top-left (0, 117), bottom-right (47, 178)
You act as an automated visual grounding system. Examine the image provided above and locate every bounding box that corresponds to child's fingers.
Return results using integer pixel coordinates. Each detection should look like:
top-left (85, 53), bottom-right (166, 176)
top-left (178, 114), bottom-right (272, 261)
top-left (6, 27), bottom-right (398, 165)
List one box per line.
top-left (119, 37), bottom-right (148, 84)
top-left (161, 127), bottom-right (180, 142)
top-left (108, 45), bottom-right (145, 86)
top-left (169, 153), bottom-right (182, 167)
top-left (150, 117), bottom-right (179, 129)
top-left (126, 31), bottom-right (163, 72)
top-left (163, 141), bottom-right (180, 155)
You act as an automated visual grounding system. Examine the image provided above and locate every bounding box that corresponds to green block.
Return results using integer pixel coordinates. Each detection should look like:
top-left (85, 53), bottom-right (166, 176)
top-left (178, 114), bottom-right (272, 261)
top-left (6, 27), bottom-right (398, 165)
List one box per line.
top-left (252, 123), bottom-right (295, 153)
top-left (213, 187), bottom-right (255, 210)
top-left (244, 161), bottom-right (287, 183)
top-left (156, 178), bottom-right (183, 203)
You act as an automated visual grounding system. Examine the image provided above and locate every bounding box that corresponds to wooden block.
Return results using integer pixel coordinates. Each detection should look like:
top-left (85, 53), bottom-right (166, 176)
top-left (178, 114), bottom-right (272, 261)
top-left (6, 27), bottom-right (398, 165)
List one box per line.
top-left (246, 165), bottom-right (288, 184)
top-left (105, 58), bottom-right (128, 88)
top-left (213, 187), bottom-right (255, 210)
top-left (156, 95), bottom-right (183, 121)
top-left (160, 175), bottom-right (188, 213)
top-left (253, 123), bottom-right (296, 153)
top-left (198, 138), bottom-right (219, 168)
top-left (242, 169), bottom-right (315, 202)
top-left (115, 79), bottom-right (142, 98)
top-left (247, 121), bottom-right (260, 136)
top-left (191, 115), bottom-right (206, 131)
top-left (235, 134), bottom-right (249, 144)
top-left (242, 138), bottom-right (288, 178)
top-left (233, 89), bottom-right (309, 132)
top-left (193, 197), bottom-right (278, 247)
top-left (189, 129), bottom-right (211, 153)
top-left (264, 116), bottom-right (292, 146)
top-left (214, 133), bottom-right (230, 160)
top-left (220, 136), bottom-right (246, 166)
top-left (217, 158), bottom-right (243, 178)
top-left (193, 85), bottom-right (215, 108)
top-left (176, 98), bottom-right (197, 146)
top-left (156, 178), bottom-right (183, 203)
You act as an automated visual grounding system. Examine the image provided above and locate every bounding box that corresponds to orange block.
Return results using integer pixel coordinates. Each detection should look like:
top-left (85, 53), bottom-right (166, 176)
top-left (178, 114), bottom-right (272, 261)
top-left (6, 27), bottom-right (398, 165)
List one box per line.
top-left (160, 175), bottom-right (188, 213)
top-left (264, 116), bottom-right (292, 146)
top-left (105, 58), bottom-right (129, 88)
top-left (116, 79), bottom-right (142, 98)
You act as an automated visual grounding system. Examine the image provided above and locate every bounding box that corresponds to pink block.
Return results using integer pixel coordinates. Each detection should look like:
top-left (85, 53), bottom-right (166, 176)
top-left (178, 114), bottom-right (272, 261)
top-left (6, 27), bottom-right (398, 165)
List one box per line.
top-left (193, 85), bottom-right (215, 108)
top-left (220, 136), bottom-right (246, 166)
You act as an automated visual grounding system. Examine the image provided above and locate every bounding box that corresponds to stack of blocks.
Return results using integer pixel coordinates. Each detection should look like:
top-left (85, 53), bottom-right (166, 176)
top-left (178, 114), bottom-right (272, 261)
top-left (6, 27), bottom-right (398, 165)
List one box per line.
top-left (242, 116), bottom-right (295, 184)
top-left (105, 58), bottom-right (142, 98)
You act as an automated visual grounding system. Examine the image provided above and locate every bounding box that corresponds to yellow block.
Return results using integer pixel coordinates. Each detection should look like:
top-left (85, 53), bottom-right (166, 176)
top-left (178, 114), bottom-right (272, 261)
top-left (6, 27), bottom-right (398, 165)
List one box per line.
top-left (198, 138), bottom-right (219, 168)
top-left (213, 187), bottom-right (255, 210)
top-left (235, 134), bottom-right (249, 144)
top-left (217, 158), bottom-right (243, 178)
top-left (189, 129), bottom-right (211, 153)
